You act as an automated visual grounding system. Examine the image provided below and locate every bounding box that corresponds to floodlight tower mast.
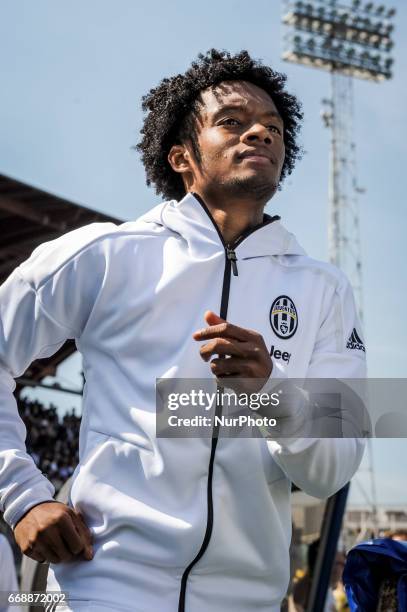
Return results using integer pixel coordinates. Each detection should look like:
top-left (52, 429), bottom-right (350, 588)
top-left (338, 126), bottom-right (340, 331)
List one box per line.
top-left (281, 0), bottom-right (396, 537)
top-left (321, 72), bottom-right (365, 319)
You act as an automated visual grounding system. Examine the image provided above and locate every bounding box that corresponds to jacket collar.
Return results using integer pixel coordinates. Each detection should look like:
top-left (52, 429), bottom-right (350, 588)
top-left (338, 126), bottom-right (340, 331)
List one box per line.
top-left (143, 192), bottom-right (306, 259)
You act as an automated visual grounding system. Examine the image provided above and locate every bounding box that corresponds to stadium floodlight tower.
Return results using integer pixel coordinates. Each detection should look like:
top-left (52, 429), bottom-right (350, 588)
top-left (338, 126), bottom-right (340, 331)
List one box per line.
top-left (281, 0), bottom-right (396, 541)
top-left (281, 0), bottom-right (395, 321)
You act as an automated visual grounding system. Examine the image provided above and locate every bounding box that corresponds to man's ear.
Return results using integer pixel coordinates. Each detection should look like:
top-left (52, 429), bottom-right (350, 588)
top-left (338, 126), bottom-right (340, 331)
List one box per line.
top-left (167, 144), bottom-right (192, 175)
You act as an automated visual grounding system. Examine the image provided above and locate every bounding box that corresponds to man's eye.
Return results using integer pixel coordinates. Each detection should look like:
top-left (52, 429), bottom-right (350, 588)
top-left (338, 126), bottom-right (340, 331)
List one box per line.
top-left (269, 125), bottom-right (282, 135)
top-left (221, 118), bottom-right (241, 126)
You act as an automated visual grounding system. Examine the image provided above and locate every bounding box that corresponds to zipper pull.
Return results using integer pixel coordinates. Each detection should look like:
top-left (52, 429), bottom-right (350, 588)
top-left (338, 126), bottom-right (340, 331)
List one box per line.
top-left (226, 247), bottom-right (238, 276)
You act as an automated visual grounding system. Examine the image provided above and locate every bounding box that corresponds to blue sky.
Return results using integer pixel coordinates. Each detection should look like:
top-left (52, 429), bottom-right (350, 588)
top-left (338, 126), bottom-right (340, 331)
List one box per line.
top-left (1, 0), bottom-right (406, 506)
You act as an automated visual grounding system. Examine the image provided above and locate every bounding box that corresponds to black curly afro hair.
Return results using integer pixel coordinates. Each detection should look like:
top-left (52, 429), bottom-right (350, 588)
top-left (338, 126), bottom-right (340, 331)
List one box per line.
top-left (137, 49), bottom-right (303, 201)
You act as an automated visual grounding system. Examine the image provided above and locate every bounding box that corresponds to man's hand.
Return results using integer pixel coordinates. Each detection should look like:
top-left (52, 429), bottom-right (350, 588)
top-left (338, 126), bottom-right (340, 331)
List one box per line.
top-left (14, 501), bottom-right (93, 564)
top-left (193, 311), bottom-right (273, 393)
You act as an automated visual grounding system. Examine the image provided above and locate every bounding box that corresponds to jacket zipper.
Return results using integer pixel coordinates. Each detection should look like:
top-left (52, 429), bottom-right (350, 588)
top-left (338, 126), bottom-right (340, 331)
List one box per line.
top-left (178, 194), bottom-right (279, 612)
top-left (226, 247), bottom-right (238, 277)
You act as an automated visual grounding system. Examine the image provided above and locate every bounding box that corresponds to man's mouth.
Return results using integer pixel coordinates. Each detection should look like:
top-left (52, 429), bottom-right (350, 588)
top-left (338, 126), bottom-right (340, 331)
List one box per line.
top-left (238, 150), bottom-right (276, 165)
top-left (242, 155), bottom-right (270, 164)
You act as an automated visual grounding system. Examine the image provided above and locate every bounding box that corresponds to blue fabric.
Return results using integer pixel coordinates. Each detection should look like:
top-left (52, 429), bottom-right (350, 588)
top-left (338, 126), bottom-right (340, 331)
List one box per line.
top-left (343, 538), bottom-right (407, 611)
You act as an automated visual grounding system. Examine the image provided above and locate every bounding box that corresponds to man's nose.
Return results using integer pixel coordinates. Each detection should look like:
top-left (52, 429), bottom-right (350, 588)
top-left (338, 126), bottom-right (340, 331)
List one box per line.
top-left (243, 123), bottom-right (272, 145)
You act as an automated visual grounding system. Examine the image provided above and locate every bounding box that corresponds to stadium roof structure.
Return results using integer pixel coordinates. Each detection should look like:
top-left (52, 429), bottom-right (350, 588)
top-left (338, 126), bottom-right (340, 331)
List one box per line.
top-left (0, 173), bottom-right (122, 385)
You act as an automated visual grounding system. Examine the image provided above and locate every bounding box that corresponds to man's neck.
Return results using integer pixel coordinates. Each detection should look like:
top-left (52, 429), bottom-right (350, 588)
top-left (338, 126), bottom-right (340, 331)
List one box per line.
top-left (191, 190), bottom-right (267, 246)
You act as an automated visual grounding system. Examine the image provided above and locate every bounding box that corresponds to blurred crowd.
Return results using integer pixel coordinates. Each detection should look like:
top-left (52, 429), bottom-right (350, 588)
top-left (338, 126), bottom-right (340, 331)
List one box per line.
top-left (17, 396), bottom-right (80, 494)
top-left (285, 529), bottom-right (407, 611)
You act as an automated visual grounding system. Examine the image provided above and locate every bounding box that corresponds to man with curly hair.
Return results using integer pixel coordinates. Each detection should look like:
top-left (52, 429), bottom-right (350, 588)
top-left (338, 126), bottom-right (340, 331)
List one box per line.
top-left (0, 50), bottom-right (366, 611)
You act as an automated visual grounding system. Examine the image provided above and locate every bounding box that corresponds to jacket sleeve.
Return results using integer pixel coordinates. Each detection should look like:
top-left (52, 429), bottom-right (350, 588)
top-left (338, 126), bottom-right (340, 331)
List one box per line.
top-left (0, 225), bottom-right (110, 529)
top-left (266, 273), bottom-right (367, 499)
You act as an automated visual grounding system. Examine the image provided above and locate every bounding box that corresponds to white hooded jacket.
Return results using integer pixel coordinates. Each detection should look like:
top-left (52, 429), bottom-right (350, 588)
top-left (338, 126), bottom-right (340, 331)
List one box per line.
top-left (0, 193), bottom-right (366, 611)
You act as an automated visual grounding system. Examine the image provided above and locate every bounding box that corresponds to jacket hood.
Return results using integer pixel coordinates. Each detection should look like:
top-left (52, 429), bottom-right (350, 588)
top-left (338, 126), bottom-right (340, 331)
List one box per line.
top-left (139, 192), bottom-right (306, 260)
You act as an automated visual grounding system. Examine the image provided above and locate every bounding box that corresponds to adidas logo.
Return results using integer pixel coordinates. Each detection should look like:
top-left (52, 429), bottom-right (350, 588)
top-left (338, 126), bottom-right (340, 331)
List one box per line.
top-left (346, 328), bottom-right (365, 352)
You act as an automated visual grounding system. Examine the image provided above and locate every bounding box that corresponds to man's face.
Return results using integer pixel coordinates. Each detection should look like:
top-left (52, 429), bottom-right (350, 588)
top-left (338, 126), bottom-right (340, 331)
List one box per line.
top-left (187, 80), bottom-right (285, 201)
